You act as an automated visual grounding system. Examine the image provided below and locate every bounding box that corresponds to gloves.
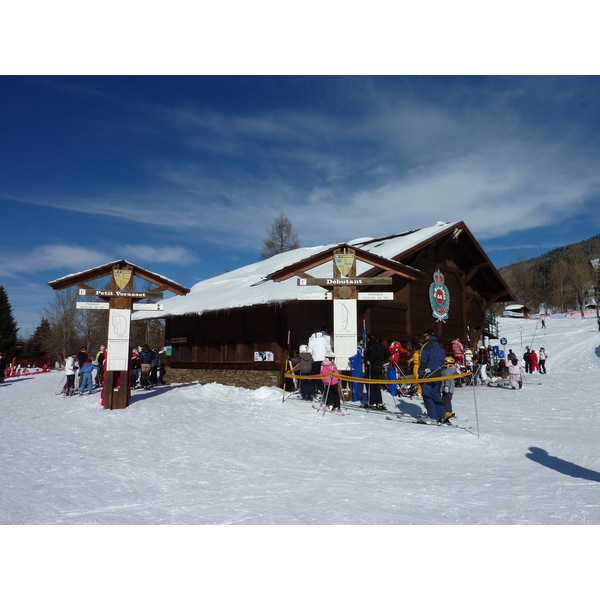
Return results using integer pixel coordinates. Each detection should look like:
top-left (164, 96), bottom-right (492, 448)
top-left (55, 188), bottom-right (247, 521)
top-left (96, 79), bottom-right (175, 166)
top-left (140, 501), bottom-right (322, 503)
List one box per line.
top-left (424, 368), bottom-right (431, 374)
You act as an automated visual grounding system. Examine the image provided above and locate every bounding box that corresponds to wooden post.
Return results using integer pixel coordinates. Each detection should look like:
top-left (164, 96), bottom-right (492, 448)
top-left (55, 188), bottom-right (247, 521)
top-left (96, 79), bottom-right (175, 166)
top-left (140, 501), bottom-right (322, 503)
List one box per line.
top-left (104, 267), bottom-right (134, 410)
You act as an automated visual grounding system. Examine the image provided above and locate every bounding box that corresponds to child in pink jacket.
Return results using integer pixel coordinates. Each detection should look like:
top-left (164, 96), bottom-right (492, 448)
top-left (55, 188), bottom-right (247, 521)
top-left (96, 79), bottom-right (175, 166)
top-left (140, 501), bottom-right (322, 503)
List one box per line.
top-left (320, 352), bottom-right (341, 411)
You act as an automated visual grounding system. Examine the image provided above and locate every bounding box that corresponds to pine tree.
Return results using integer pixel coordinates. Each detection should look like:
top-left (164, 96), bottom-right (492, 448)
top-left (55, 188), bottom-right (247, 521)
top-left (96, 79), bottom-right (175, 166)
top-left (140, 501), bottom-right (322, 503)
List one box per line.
top-left (0, 285), bottom-right (19, 355)
top-left (28, 318), bottom-right (52, 357)
top-left (260, 213), bottom-right (300, 260)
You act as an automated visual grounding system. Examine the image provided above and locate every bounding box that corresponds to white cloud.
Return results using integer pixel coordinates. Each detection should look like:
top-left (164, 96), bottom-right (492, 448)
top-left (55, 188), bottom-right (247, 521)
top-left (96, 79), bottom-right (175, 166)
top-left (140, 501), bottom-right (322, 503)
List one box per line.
top-left (8, 79), bottom-right (600, 253)
top-left (0, 243), bottom-right (197, 277)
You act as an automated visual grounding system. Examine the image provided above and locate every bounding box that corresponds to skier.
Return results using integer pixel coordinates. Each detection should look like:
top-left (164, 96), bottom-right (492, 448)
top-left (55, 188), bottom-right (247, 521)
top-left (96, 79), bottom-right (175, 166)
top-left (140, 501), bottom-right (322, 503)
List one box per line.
top-left (156, 350), bottom-right (166, 384)
top-left (320, 352), bottom-right (341, 411)
top-left (418, 329), bottom-right (446, 422)
top-left (473, 346), bottom-right (490, 385)
top-left (78, 360), bottom-right (100, 395)
top-left (451, 336), bottom-right (465, 365)
top-left (441, 357), bottom-right (457, 421)
top-left (291, 344), bottom-right (315, 401)
top-left (530, 348), bottom-right (539, 373)
top-left (64, 354), bottom-right (77, 395)
top-left (308, 325), bottom-right (333, 396)
top-left (523, 347), bottom-right (532, 374)
top-left (408, 343), bottom-right (422, 396)
top-left (0, 352), bottom-right (6, 384)
top-left (139, 344), bottom-right (155, 388)
top-left (538, 347), bottom-right (548, 374)
top-left (130, 349), bottom-right (141, 388)
top-left (76, 347), bottom-right (88, 388)
top-left (95, 345), bottom-right (105, 387)
top-left (387, 340), bottom-right (408, 366)
top-left (507, 354), bottom-right (522, 389)
top-left (364, 333), bottom-right (390, 409)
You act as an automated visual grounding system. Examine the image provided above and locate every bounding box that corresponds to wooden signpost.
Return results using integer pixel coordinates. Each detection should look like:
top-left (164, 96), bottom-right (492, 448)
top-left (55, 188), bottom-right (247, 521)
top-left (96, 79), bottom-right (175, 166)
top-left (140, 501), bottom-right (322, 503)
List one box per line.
top-left (48, 260), bottom-right (189, 410)
top-left (295, 248), bottom-right (396, 369)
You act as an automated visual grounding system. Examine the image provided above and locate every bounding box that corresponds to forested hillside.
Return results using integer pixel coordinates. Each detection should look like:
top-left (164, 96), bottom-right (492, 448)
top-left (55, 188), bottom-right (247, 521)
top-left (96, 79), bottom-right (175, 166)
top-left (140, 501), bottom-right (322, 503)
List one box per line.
top-left (498, 234), bottom-right (600, 313)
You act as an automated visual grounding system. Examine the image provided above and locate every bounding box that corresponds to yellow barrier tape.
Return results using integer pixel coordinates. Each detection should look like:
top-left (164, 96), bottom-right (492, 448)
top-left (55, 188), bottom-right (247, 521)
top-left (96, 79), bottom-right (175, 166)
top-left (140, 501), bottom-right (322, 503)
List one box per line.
top-left (285, 370), bottom-right (470, 385)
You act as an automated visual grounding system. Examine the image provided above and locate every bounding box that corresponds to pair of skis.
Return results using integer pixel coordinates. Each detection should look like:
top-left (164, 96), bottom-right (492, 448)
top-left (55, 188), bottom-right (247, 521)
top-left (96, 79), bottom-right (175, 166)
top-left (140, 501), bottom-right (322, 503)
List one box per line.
top-left (386, 414), bottom-right (472, 431)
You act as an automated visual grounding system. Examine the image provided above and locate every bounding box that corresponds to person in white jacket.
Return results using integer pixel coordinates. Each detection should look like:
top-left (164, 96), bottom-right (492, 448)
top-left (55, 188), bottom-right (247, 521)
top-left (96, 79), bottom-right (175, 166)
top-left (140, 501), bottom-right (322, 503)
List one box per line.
top-left (64, 354), bottom-right (77, 396)
top-left (308, 326), bottom-right (333, 394)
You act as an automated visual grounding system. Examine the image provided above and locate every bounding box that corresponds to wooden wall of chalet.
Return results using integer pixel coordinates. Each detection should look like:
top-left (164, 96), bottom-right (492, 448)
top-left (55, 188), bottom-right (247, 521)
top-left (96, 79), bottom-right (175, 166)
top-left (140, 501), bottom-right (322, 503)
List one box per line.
top-left (167, 301), bottom-right (332, 370)
top-left (364, 264), bottom-right (487, 354)
top-left (167, 264), bottom-right (489, 376)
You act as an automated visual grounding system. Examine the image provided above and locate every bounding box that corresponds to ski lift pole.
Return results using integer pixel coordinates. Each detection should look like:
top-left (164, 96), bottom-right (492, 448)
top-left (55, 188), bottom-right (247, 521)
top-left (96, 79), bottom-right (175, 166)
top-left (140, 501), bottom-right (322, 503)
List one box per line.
top-left (530, 321), bottom-right (539, 348)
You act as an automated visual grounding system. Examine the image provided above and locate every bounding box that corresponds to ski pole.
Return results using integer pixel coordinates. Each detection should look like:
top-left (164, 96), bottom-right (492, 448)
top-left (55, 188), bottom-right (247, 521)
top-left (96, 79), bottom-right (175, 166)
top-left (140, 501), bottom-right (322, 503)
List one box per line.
top-left (471, 379), bottom-right (481, 438)
top-left (321, 376), bottom-right (332, 417)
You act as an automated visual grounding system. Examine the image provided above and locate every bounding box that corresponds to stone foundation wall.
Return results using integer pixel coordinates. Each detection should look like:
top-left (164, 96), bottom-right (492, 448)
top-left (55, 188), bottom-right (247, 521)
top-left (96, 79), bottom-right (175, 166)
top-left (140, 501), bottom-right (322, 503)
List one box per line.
top-left (165, 367), bottom-right (281, 389)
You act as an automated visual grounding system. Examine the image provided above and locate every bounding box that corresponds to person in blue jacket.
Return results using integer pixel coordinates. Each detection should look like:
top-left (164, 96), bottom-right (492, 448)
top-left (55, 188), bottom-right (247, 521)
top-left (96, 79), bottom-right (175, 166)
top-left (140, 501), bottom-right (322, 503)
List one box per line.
top-left (418, 329), bottom-right (447, 423)
top-left (79, 359), bottom-right (100, 395)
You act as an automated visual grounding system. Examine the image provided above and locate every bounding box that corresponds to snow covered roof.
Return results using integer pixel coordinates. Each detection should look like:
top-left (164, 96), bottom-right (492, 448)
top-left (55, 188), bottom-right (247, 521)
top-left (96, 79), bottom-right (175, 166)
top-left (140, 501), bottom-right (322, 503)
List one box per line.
top-left (132, 222), bottom-right (459, 320)
top-left (48, 259), bottom-right (189, 295)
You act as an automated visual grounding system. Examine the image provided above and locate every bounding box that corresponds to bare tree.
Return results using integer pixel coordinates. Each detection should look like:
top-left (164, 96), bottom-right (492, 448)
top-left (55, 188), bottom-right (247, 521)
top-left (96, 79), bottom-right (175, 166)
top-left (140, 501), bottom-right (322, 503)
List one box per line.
top-left (41, 288), bottom-right (81, 363)
top-left (548, 258), bottom-right (571, 313)
top-left (568, 248), bottom-right (594, 311)
top-left (260, 213), bottom-right (300, 260)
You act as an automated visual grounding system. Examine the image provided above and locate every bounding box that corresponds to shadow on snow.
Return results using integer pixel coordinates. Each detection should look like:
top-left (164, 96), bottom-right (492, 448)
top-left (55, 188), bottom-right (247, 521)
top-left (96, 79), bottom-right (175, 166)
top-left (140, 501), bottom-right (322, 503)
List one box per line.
top-left (526, 447), bottom-right (600, 483)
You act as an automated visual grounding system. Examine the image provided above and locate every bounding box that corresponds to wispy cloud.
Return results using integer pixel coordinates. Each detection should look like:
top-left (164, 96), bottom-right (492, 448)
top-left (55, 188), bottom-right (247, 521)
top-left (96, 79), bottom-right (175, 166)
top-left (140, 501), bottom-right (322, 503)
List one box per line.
top-left (0, 243), bottom-right (198, 277)
top-left (7, 78), bottom-right (600, 251)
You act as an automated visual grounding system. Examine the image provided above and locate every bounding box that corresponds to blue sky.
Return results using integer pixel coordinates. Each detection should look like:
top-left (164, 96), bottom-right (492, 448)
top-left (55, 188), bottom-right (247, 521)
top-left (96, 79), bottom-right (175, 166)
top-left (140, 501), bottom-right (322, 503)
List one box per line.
top-left (3, 75), bottom-right (600, 336)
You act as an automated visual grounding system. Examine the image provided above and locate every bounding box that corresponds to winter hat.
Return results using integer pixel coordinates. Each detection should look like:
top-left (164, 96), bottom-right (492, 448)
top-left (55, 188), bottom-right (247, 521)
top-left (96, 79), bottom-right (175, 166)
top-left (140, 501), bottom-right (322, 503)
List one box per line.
top-left (299, 344), bottom-right (308, 353)
top-left (325, 352), bottom-right (335, 360)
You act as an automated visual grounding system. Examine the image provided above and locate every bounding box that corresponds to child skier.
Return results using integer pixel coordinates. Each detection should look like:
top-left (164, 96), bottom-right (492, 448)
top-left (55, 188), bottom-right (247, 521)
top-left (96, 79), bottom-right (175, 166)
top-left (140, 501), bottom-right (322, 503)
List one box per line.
top-left (507, 354), bottom-right (522, 390)
top-left (320, 352), bottom-right (341, 411)
top-left (441, 357), bottom-right (457, 421)
top-left (78, 360), bottom-right (100, 395)
top-left (292, 344), bottom-right (315, 400)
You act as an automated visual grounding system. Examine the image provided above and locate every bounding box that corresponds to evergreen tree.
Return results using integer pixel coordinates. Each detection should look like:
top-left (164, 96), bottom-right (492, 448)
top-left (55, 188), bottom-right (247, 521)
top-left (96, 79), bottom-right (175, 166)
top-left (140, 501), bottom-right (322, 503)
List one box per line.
top-left (0, 285), bottom-right (19, 355)
top-left (28, 318), bottom-right (52, 357)
top-left (260, 213), bottom-right (300, 259)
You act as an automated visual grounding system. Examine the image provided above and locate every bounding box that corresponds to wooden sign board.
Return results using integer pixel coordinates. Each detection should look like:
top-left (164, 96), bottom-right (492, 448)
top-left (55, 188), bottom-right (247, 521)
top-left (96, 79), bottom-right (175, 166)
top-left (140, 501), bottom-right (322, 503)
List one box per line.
top-left (297, 277), bottom-right (393, 287)
top-left (297, 292), bottom-right (333, 300)
top-left (357, 292), bottom-right (394, 300)
top-left (78, 289), bottom-right (164, 299)
top-left (76, 302), bottom-right (110, 310)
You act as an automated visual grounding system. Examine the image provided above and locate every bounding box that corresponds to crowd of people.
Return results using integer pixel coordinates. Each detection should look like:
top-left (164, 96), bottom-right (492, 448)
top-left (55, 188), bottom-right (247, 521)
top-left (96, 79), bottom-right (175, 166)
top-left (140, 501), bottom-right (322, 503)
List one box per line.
top-left (59, 343), bottom-right (167, 397)
top-left (290, 325), bottom-right (550, 423)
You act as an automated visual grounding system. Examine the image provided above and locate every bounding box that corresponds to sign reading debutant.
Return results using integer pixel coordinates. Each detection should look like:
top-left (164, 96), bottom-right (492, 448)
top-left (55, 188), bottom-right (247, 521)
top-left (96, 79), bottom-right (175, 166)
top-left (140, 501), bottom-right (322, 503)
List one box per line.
top-left (297, 277), bottom-right (393, 286)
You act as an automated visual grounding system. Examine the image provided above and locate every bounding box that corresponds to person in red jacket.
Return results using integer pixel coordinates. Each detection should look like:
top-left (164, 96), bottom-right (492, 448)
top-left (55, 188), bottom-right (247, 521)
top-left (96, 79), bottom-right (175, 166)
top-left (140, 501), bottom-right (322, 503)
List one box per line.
top-left (387, 341), bottom-right (408, 366)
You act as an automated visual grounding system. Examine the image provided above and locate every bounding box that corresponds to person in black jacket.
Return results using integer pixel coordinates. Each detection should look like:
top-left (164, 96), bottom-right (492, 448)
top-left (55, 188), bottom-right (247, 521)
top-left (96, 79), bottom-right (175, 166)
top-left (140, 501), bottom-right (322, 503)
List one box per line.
top-left (76, 347), bottom-right (88, 388)
top-left (364, 333), bottom-right (390, 409)
top-left (139, 344), bottom-right (155, 388)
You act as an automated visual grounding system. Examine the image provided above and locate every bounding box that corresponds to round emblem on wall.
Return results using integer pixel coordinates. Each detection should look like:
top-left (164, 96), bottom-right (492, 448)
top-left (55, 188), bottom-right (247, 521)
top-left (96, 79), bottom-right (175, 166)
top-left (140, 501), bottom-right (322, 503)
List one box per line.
top-left (429, 270), bottom-right (450, 322)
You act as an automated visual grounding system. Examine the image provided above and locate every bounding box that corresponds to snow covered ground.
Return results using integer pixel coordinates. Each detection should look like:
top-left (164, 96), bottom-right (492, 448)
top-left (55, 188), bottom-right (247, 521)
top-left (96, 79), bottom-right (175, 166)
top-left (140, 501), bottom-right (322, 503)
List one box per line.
top-left (2, 315), bottom-right (598, 596)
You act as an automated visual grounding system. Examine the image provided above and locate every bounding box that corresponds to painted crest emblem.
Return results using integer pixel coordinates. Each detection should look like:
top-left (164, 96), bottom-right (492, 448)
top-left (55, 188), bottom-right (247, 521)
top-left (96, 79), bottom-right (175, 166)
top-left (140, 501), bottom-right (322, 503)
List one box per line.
top-left (113, 269), bottom-right (132, 290)
top-left (334, 253), bottom-right (355, 277)
top-left (428, 270), bottom-right (450, 322)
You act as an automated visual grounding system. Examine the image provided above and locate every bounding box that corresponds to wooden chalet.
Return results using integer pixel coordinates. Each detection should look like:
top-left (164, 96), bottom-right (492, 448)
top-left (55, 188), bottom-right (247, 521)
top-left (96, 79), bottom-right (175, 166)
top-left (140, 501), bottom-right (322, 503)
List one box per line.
top-left (134, 221), bottom-right (516, 388)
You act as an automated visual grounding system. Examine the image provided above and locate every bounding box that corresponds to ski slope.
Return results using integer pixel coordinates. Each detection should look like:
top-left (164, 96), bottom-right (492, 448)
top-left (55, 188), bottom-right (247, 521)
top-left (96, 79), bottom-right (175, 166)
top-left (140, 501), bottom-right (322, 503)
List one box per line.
top-left (1, 315), bottom-right (598, 596)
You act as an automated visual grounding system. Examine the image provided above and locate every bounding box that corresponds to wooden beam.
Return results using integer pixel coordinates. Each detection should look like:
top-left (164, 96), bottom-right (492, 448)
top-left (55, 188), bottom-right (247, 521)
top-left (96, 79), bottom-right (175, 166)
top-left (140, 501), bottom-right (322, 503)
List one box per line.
top-left (464, 262), bottom-right (489, 285)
